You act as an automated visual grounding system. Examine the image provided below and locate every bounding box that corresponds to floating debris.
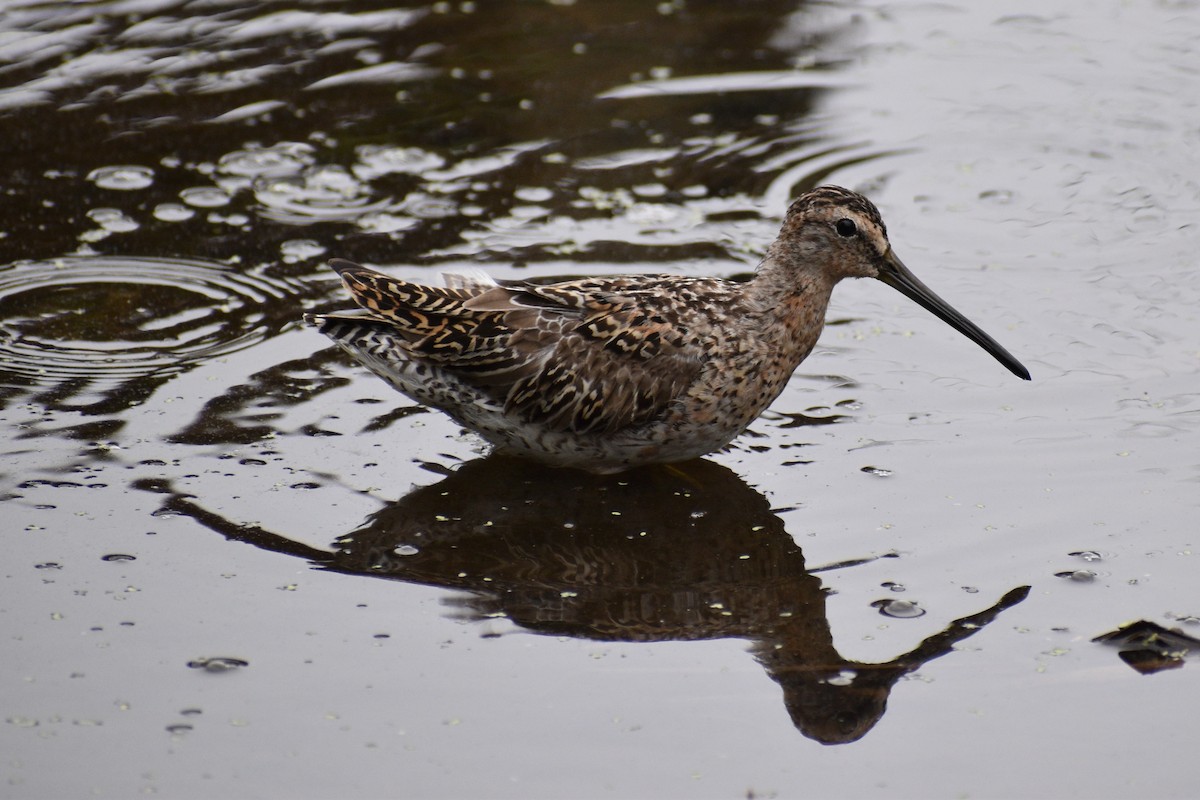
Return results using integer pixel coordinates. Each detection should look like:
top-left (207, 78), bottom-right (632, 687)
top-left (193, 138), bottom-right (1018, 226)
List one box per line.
top-left (1092, 620), bottom-right (1200, 675)
top-left (186, 657), bottom-right (249, 673)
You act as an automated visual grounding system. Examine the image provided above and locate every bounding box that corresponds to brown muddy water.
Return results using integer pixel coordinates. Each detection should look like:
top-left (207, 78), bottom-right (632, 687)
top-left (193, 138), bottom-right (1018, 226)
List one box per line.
top-left (2, 2), bottom-right (1199, 798)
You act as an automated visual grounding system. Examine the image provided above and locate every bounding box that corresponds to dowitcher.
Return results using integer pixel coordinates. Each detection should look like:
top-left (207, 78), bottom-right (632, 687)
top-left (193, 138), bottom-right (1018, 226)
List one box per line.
top-left (305, 186), bottom-right (1028, 473)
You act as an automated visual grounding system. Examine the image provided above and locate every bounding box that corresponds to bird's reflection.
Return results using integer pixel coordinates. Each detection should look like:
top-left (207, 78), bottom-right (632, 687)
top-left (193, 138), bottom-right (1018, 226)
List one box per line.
top-left (154, 455), bottom-right (1028, 745)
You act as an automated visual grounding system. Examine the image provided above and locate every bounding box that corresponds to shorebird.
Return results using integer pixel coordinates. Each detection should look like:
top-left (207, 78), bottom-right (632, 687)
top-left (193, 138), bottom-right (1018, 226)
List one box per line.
top-left (305, 186), bottom-right (1028, 473)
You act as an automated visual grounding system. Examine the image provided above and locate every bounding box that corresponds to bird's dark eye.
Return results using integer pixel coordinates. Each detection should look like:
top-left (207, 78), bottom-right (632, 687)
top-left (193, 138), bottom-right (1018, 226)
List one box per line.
top-left (835, 218), bottom-right (857, 237)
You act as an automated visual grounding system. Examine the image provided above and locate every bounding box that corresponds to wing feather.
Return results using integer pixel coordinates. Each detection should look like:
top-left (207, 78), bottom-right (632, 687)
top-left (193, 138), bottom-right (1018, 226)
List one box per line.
top-left (327, 261), bottom-right (712, 434)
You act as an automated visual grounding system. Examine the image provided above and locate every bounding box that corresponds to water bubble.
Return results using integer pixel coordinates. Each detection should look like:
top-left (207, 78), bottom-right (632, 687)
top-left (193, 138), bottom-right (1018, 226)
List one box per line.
top-left (180, 186), bottom-right (232, 208)
top-left (881, 581), bottom-right (906, 593)
top-left (153, 203), bottom-right (195, 222)
top-left (208, 212), bottom-right (249, 227)
top-left (509, 204), bottom-right (548, 221)
top-left (1055, 570), bottom-right (1096, 582)
top-left (34, 562), bottom-right (63, 570)
top-left (404, 194), bottom-right (460, 219)
top-left (356, 212), bottom-right (418, 233)
top-left (303, 164), bottom-right (357, 194)
top-left (101, 554), bottom-right (136, 562)
top-left (354, 144), bottom-right (445, 179)
top-left (394, 544), bottom-right (420, 556)
top-left (255, 165), bottom-right (387, 224)
top-left (514, 186), bottom-right (553, 203)
top-left (627, 202), bottom-right (687, 228)
top-left (1069, 550), bottom-right (1104, 562)
top-left (187, 656), bottom-right (249, 673)
top-left (872, 598), bottom-right (926, 618)
top-left (633, 183), bottom-right (668, 198)
top-left (279, 239), bottom-right (326, 263)
top-left (861, 466), bottom-right (892, 477)
top-left (165, 723), bottom-right (194, 735)
top-left (218, 142), bottom-right (315, 178)
top-left (86, 208), bottom-right (139, 233)
top-left (88, 165), bottom-right (154, 191)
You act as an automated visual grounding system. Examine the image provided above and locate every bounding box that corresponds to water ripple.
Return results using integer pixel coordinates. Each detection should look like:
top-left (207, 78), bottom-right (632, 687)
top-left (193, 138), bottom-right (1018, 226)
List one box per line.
top-left (254, 166), bottom-right (394, 224)
top-left (0, 256), bottom-right (309, 387)
top-left (0, 6), bottom-right (427, 114)
top-left (218, 142), bottom-right (316, 179)
top-left (598, 69), bottom-right (855, 100)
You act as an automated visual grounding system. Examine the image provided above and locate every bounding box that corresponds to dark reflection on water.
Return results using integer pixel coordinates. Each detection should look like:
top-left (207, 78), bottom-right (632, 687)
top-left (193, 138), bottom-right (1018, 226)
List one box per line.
top-left (145, 455), bottom-right (1029, 745)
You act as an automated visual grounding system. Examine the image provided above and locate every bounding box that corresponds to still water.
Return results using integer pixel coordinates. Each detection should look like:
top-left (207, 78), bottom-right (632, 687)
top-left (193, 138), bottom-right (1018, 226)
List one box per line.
top-left (2, 1), bottom-right (1199, 797)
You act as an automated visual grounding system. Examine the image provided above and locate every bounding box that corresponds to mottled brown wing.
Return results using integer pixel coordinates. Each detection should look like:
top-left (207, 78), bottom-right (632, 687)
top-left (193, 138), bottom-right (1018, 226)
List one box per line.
top-left (331, 261), bottom-right (706, 435)
top-left (330, 260), bottom-right (530, 378)
top-left (466, 277), bottom-right (707, 435)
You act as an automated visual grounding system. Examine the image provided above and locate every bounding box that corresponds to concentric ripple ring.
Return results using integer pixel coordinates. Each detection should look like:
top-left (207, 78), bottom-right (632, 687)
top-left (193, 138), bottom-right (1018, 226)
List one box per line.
top-left (0, 256), bottom-right (307, 386)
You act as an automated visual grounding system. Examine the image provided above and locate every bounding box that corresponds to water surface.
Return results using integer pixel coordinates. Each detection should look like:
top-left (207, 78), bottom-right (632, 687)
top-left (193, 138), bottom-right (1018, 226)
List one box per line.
top-left (3, 2), bottom-right (1199, 798)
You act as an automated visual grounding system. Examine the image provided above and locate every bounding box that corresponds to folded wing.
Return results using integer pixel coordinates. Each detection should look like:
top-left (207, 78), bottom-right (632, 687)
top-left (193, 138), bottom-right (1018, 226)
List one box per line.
top-left (324, 260), bottom-right (705, 435)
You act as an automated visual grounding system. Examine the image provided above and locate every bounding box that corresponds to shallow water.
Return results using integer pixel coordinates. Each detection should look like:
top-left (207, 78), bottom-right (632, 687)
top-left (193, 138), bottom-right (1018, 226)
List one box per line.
top-left (3, 1), bottom-right (1199, 798)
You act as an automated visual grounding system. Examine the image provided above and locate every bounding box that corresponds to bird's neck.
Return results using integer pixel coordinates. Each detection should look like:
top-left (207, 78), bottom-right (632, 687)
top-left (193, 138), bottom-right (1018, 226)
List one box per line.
top-left (747, 254), bottom-right (837, 365)
top-left (749, 253), bottom-right (835, 310)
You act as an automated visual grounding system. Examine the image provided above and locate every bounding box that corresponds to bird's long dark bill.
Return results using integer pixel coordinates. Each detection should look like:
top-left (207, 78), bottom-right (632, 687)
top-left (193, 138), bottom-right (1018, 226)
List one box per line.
top-left (877, 249), bottom-right (1031, 380)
